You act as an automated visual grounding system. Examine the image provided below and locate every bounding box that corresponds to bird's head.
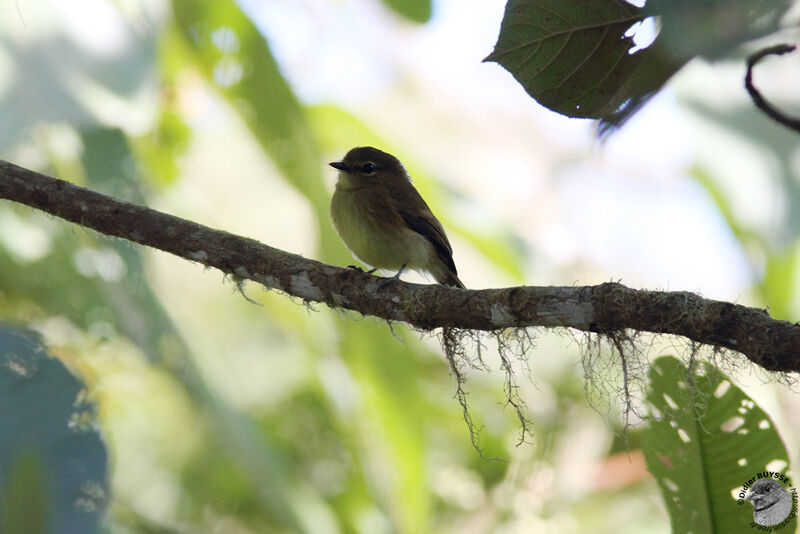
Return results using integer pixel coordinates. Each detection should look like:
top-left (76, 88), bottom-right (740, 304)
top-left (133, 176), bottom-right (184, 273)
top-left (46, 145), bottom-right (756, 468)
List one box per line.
top-left (329, 146), bottom-right (408, 189)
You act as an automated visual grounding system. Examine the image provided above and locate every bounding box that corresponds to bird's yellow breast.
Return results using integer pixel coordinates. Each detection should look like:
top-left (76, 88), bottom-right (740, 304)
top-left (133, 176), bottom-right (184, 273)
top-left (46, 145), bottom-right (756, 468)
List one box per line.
top-left (330, 187), bottom-right (434, 271)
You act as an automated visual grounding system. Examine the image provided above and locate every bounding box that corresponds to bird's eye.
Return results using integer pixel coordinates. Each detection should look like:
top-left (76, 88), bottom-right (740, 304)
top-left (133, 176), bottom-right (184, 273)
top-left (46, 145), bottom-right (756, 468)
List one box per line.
top-left (361, 163), bottom-right (376, 174)
top-left (765, 486), bottom-right (772, 492)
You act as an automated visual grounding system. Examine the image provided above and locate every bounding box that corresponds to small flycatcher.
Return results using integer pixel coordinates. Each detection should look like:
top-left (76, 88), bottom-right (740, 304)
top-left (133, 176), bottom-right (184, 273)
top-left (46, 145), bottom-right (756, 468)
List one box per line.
top-left (329, 146), bottom-right (464, 288)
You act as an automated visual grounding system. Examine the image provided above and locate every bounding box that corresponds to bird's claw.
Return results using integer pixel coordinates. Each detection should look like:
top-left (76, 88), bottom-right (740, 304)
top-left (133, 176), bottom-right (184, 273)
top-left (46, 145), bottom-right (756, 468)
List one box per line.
top-left (377, 265), bottom-right (406, 290)
top-left (347, 265), bottom-right (377, 274)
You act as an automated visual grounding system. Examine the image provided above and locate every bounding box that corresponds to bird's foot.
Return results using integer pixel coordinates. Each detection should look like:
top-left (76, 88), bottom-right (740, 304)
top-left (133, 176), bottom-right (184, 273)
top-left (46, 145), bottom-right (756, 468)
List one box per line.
top-left (378, 265), bottom-right (406, 290)
top-left (347, 265), bottom-right (377, 274)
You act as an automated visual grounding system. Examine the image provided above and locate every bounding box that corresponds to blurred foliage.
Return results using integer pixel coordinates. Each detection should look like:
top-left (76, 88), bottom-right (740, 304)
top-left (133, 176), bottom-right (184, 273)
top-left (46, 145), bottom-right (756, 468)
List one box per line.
top-left (644, 356), bottom-right (791, 532)
top-left (172, 0), bottom-right (343, 262)
top-left (487, 0), bottom-right (792, 131)
top-left (688, 94), bottom-right (800, 321)
top-left (693, 166), bottom-right (799, 321)
top-left (381, 0), bottom-right (432, 24)
top-left (0, 0), bottom-right (798, 533)
top-left (132, 27), bottom-right (192, 188)
top-left (0, 325), bottom-right (107, 534)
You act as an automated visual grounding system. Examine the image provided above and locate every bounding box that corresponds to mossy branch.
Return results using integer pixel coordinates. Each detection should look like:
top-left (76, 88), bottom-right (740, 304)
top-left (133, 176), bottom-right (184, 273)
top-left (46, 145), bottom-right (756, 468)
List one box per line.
top-left (2, 159), bottom-right (799, 372)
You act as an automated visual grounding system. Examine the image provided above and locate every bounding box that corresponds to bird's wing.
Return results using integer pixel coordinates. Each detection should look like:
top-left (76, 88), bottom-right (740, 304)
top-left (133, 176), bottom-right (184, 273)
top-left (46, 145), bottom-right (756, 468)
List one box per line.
top-left (398, 206), bottom-right (458, 274)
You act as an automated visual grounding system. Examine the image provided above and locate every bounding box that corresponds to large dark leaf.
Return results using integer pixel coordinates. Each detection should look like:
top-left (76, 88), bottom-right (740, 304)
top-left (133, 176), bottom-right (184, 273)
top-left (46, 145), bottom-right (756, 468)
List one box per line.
top-left (487, 1), bottom-right (651, 119)
top-left (0, 325), bottom-right (107, 534)
top-left (487, 0), bottom-right (790, 131)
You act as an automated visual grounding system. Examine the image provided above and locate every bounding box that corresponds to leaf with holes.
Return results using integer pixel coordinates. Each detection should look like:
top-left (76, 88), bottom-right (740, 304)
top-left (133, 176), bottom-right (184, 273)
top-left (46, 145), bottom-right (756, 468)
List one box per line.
top-left (643, 356), bottom-right (791, 533)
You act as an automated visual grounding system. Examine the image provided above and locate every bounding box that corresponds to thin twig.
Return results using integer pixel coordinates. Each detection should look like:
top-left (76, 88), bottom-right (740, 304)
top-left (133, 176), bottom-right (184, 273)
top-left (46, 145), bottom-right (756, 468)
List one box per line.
top-left (745, 44), bottom-right (800, 134)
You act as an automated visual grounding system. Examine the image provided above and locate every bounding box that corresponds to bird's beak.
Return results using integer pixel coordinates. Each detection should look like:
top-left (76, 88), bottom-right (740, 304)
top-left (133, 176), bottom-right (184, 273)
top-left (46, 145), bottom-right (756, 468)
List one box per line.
top-left (329, 161), bottom-right (348, 171)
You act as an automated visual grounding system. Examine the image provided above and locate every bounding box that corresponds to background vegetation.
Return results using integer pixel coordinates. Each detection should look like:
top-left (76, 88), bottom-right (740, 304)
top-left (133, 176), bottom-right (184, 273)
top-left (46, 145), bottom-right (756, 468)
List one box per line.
top-left (1, 0), bottom-right (799, 532)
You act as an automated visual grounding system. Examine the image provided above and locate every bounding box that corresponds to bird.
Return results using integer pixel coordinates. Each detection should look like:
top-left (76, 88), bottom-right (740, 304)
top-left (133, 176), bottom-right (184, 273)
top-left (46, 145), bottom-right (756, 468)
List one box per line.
top-left (329, 146), bottom-right (464, 288)
top-left (746, 478), bottom-right (793, 526)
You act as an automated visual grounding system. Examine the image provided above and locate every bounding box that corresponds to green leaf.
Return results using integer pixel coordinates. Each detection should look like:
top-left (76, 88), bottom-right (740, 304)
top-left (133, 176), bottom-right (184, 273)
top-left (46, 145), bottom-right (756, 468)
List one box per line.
top-left (0, 325), bottom-right (107, 534)
top-left (173, 0), bottom-right (318, 189)
top-left (760, 247), bottom-right (798, 322)
top-left (132, 26), bottom-right (193, 188)
top-left (487, 0), bottom-right (789, 131)
top-left (643, 356), bottom-right (791, 533)
top-left (133, 109), bottom-right (191, 187)
top-left (690, 166), bottom-right (753, 246)
top-left (381, 0), bottom-right (432, 23)
top-left (691, 165), bottom-right (798, 320)
top-left (337, 321), bottom-right (432, 532)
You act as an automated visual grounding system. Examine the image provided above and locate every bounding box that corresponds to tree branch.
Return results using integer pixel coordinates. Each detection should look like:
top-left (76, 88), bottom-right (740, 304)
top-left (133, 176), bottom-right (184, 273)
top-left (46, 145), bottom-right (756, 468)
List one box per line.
top-left (1, 159), bottom-right (799, 372)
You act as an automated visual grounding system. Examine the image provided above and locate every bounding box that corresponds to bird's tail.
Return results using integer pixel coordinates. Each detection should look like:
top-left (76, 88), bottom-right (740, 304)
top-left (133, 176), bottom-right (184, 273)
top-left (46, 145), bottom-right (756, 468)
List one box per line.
top-left (437, 269), bottom-right (465, 288)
